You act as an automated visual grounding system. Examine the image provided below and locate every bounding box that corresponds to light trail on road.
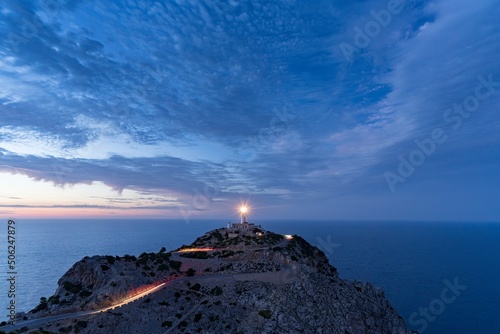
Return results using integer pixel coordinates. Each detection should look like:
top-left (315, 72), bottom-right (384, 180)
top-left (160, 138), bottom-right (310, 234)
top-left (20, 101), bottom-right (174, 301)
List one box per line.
top-left (177, 248), bottom-right (214, 252)
top-left (95, 282), bottom-right (167, 313)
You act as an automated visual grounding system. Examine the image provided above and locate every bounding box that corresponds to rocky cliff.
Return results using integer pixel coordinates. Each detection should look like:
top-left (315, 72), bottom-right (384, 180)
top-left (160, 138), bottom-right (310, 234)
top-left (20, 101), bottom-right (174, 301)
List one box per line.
top-left (13, 226), bottom-right (415, 334)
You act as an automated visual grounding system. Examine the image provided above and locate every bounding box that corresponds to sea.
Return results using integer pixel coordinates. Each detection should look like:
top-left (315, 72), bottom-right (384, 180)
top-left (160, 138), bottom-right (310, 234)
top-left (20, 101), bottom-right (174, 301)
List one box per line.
top-left (0, 219), bottom-right (498, 333)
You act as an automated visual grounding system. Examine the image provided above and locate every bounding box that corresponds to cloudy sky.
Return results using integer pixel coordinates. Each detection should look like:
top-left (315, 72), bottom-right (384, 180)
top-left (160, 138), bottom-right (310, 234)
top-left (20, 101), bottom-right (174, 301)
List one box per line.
top-left (0, 0), bottom-right (498, 221)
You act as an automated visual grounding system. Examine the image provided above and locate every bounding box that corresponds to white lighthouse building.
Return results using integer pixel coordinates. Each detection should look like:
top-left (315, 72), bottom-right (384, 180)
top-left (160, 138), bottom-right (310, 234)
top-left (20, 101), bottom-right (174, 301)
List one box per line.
top-left (227, 205), bottom-right (261, 236)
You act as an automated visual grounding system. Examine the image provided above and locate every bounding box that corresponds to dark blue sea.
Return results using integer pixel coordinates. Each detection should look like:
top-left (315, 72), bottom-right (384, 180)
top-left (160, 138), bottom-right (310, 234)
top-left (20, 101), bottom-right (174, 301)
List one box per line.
top-left (1, 219), bottom-right (499, 333)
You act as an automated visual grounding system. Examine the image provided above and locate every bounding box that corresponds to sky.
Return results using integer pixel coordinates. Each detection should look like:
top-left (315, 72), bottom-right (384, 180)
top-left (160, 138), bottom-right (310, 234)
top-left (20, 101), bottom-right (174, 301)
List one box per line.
top-left (0, 0), bottom-right (499, 221)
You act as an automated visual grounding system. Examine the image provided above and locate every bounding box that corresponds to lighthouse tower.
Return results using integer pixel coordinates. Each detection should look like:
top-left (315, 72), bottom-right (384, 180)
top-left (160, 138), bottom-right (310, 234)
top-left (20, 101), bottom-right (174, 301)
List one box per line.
top-left (240, 205), bottom-right (248, 224)
top-left (227, 204), bottom-right (262, 237)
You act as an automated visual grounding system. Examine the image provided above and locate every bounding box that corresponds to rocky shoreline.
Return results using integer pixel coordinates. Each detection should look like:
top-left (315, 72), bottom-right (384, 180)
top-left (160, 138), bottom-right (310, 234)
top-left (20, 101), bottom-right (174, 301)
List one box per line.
top-left (2, 225), bottom-right (416, 334)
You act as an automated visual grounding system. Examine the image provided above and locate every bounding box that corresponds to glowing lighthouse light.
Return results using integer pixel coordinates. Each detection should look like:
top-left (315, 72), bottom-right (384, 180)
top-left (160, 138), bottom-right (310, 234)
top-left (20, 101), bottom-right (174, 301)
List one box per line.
top-left (240, 205), bottom-right (248, 223)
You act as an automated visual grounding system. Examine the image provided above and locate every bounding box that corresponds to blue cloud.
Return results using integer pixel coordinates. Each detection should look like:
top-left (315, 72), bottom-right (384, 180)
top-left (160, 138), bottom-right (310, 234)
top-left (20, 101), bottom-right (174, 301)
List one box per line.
top-left (0, 0), bottom-right (499, 220)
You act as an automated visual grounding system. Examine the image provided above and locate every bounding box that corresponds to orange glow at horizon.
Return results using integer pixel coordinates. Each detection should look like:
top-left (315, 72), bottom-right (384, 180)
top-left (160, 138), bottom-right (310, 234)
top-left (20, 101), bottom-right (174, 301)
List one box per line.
top-left (0, 172), bottom-right (182, 219)
top-left (1, 207), bottom-right (179, 219)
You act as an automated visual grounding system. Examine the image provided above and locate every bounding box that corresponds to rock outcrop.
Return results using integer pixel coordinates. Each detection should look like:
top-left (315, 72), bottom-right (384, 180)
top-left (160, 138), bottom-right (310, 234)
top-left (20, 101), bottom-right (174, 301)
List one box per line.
top-left (17, 226), bottom-right (415, 334)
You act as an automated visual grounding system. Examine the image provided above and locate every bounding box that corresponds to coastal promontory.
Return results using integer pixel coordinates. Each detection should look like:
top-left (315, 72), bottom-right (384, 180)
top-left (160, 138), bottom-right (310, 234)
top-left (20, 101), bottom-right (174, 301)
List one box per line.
top-left (4, 223), bottom-right (415, 334)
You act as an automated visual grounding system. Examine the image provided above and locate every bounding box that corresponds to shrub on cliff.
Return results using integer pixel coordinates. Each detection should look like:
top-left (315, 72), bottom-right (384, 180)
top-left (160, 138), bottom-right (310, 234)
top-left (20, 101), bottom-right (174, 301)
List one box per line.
top-left (161, 321), bottom-right (173, 327)
top-left (169, 260), bottom-right (182, 270)
top-left (105, 255), bottom-right (116, 264)
top-left (210, 286), bottom-right (223, 296)
top-left (258, 309), bottom-right (272, 319)
top-left (158, 263), bottom-right (169, 271)
top-left (63, 281), bottom-right (83, 294)
top-left (79, 290), bottom-right (92, 298)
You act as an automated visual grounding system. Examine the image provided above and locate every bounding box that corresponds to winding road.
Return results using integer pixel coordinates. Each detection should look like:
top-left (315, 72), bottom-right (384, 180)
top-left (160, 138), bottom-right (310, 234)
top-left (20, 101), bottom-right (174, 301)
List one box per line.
top-left (3, 280), bottom-right (169, 332)
top-left (3, 235), bottom-right (294, 333)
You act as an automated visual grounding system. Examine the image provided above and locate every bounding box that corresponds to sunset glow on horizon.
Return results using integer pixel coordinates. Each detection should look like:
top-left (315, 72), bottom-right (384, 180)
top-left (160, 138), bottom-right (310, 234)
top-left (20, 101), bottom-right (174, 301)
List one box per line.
top-left (0, 172), bottom-right (182, 219)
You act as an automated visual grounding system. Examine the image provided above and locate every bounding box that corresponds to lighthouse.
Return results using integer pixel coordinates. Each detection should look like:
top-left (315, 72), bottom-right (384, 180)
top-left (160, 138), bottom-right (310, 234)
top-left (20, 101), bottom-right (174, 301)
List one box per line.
top-left (240, 205), bottom-right (248, 224)
top-left (226, 203), bottom-right (262, 237)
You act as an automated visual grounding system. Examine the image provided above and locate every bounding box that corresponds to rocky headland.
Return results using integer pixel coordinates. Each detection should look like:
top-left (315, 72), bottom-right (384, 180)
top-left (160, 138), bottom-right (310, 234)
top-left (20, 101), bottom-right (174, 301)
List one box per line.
top-left (2, 224), bottom-right (416, 334)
